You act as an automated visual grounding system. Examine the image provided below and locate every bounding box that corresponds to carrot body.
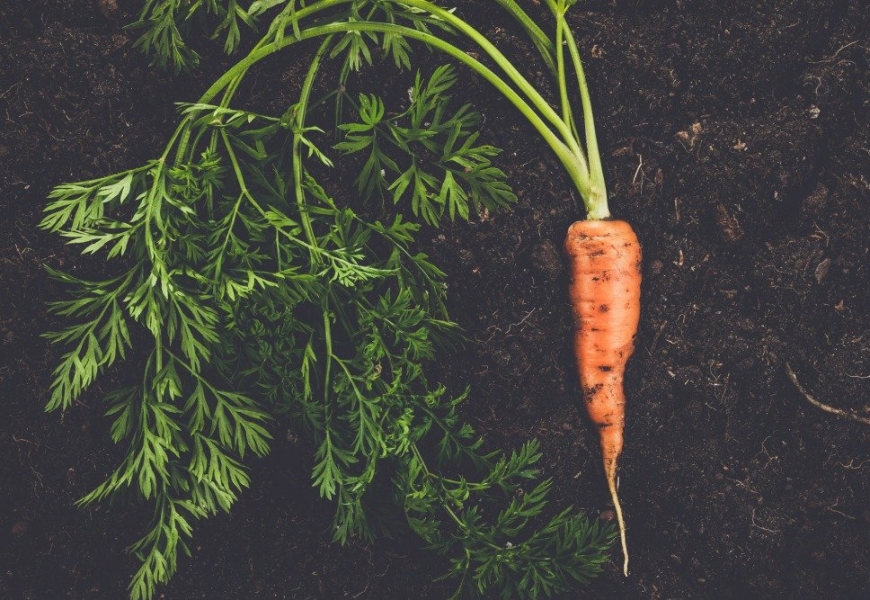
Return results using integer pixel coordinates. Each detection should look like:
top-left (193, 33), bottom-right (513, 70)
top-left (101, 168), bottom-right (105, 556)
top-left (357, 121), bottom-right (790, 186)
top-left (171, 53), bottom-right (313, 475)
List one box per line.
top-left (564, 219), bottom-right (641, 577)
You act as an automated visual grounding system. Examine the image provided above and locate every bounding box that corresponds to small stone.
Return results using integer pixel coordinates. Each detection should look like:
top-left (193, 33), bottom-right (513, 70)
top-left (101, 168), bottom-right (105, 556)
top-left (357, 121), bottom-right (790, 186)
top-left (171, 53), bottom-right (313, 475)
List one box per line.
top-left (649, 259), bottom-right (664, 276)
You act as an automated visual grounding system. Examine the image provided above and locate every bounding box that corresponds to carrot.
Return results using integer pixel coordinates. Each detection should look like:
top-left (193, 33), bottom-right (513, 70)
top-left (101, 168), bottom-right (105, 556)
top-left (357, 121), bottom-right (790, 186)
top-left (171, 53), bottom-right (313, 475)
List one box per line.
top-left (564, 218), bottom-right (642, 577)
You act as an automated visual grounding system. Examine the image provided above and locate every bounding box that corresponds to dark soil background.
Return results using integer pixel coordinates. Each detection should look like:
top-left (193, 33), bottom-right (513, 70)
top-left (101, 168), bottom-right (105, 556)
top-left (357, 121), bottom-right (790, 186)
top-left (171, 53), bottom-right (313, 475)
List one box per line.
top-left (3, 0), bottom-right (870, 598)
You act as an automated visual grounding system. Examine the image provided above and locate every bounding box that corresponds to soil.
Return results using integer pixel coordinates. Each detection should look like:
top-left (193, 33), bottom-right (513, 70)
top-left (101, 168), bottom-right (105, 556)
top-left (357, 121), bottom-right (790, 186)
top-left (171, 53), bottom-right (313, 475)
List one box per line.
top-left (3, 0), bottom-right (870, 598)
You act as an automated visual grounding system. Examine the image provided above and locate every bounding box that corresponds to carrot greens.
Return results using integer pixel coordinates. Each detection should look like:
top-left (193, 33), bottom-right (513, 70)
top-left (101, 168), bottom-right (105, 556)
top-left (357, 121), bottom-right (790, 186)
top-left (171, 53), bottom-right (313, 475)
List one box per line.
top-left (43, 2), bottom-right (618, 598)
top-left (130, 0), bottom-right (257, 70)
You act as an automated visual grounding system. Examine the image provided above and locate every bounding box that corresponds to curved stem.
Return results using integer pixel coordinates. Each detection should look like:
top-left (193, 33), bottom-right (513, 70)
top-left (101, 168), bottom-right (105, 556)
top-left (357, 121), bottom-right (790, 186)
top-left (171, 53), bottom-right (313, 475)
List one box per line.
top-left (148, 0), bottom-right (606, 230)
top-left (232, 20), bottom-right (591, 202)
top-left (561, 18), bottom-right (609, 218)
top-left (492, 0), bottom-right (557, 74)
top-left (399, 1), bottom-right (587, 162)
top-left (293, 36), bottom-right (335, 261)
top-left (196, 0), bottom-right (354, 106)
top-left (554, 10), bottom-right (575, 135)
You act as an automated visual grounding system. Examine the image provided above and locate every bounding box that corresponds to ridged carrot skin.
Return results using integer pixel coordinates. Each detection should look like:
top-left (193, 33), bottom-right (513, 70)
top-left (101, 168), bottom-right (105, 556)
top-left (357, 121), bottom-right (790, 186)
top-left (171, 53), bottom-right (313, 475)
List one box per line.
top-left (564, 219), bottom-right (642, 577)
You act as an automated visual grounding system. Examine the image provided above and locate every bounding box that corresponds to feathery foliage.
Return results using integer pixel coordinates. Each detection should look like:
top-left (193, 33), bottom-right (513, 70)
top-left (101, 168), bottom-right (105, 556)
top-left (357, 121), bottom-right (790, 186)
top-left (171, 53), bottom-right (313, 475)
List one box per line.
top-left (44, 2), bottom-right (615, 598)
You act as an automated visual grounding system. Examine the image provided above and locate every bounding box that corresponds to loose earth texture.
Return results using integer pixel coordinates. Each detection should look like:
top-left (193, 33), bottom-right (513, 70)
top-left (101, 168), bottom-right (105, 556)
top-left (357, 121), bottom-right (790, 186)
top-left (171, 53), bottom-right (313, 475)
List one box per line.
top-left (2, 0), bottom-right (870, 598)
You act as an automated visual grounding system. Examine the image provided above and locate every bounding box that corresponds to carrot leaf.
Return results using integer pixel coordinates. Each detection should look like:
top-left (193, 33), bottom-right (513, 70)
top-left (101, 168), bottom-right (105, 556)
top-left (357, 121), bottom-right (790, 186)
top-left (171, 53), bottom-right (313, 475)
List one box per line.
top-left (338, 65), bottom-right (517, 226)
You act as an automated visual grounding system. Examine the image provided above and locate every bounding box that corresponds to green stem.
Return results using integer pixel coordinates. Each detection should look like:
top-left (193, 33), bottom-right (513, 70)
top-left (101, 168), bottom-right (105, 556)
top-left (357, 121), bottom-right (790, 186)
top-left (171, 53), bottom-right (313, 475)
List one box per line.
top-left (237, 20), bottom-right (592, 202)
top-left (218, 129), bottom-right (261, 210)
top-left (196, 0), bottom-right (354, 106)
top-left (408, 442), bottom-right (504, 552)
top-left (167, 0), bottom-right (592, 199)
top-left (554, 9), bottom-right (574, 133)
top-left (560, 17), bottom-right (609, 218)
top-left (399, 1), bottom-right (582, 149)
top-left (143, 123), bottom-right (189, 280)
top-left (328, 352), bottom-right (379, 454)
top-left (322, 305), bottom-right (334, 397)
top-left (146, 0), bottom-right (608, 239)
top-left (492, 0), bottom-right (557, 74)
top-left (293, 36), bottom-right (335, 262)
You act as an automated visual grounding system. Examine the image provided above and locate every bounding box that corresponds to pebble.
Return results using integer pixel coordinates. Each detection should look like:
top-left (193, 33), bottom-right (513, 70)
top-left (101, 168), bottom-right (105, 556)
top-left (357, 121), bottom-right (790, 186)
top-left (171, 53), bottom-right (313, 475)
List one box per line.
top-left (598, 509), bottom-right (616, 522)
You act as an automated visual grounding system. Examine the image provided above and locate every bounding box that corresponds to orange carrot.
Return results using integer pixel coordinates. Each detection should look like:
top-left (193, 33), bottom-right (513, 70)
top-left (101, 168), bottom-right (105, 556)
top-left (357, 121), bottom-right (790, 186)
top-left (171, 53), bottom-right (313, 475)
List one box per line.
top-left (564, 218), bottom-right (642, 577)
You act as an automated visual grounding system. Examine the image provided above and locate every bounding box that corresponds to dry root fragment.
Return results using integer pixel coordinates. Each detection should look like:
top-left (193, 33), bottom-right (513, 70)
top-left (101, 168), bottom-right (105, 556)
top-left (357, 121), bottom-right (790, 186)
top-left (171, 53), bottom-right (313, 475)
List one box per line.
top-left (785, 363), bottom-right (870, 426)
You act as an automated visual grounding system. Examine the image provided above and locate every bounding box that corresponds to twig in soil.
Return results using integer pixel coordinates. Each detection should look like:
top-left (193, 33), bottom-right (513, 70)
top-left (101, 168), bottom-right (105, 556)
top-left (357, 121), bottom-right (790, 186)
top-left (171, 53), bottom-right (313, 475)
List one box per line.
top-left (825, 499), bottom-right (856, 520)
top-left (807, 40), bottom-right (859, 64)
top-left (631, 154), bottom-right (644, 188)
top-left (645, 319), bottom-right (668, 356)
top-left (750, 508), bottom-right (780, 534)
top-left (504, 308), bottom-right (536, 335)
top-left (785, 363), bottom-right (870, 426)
